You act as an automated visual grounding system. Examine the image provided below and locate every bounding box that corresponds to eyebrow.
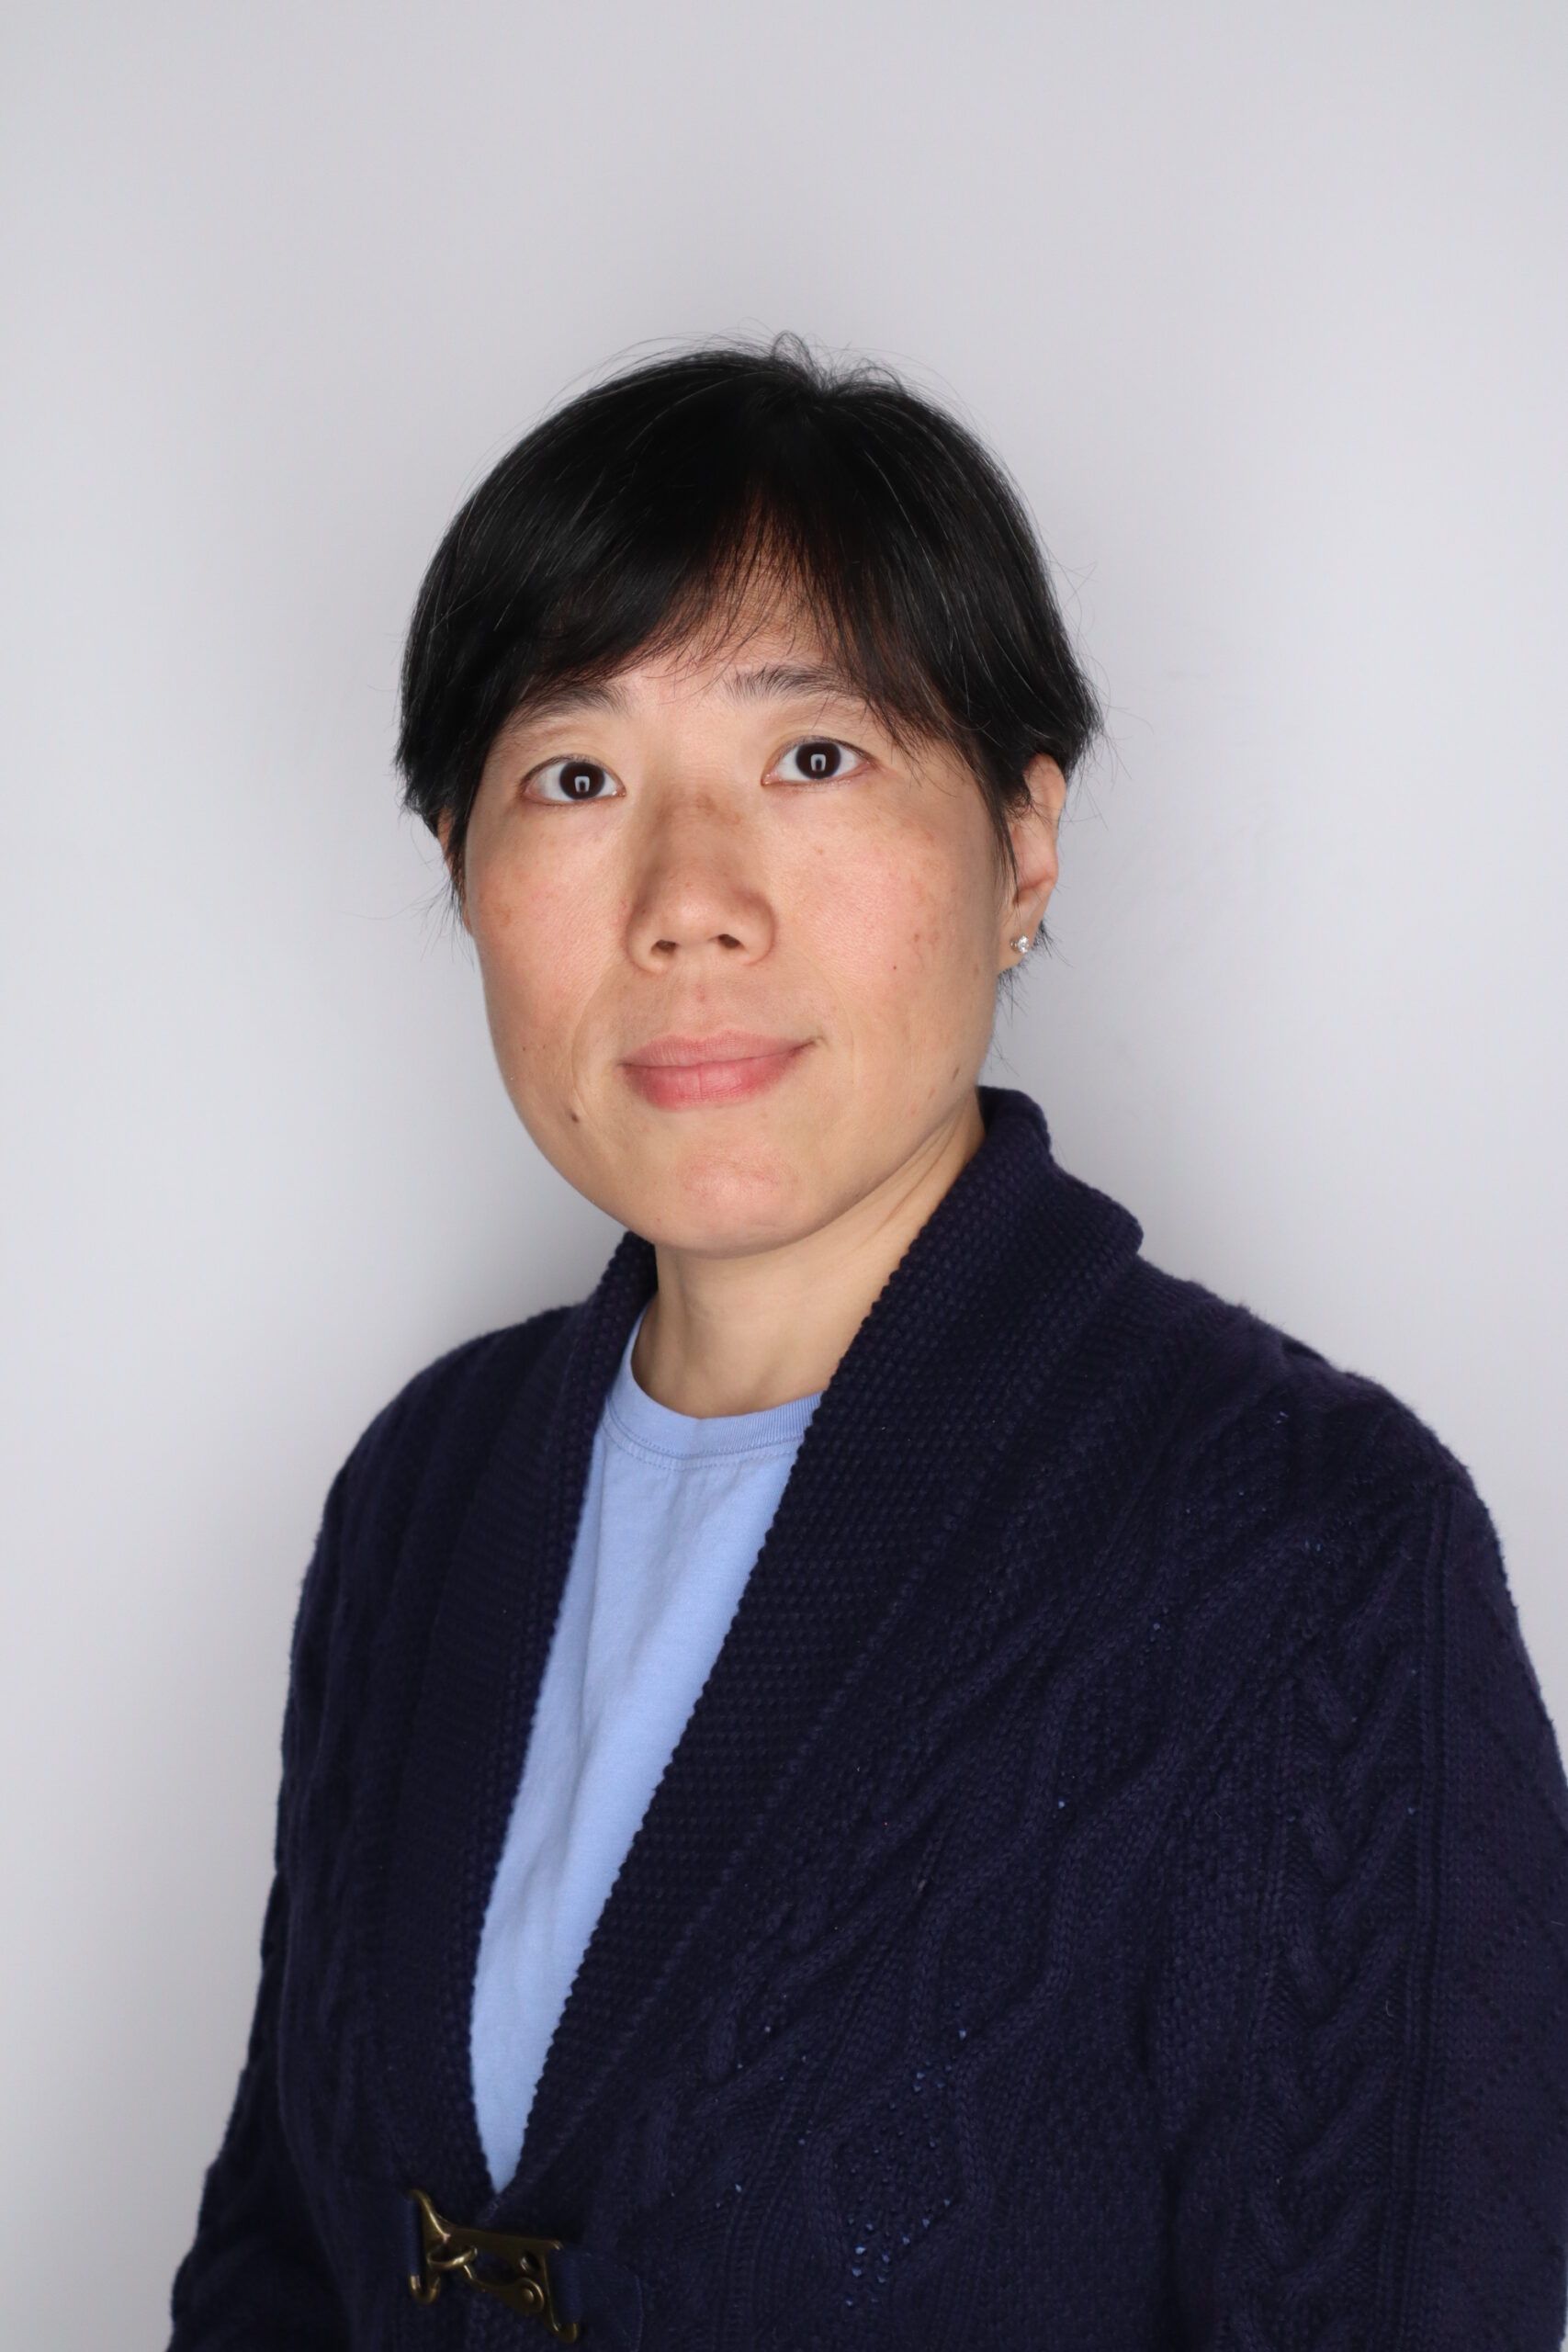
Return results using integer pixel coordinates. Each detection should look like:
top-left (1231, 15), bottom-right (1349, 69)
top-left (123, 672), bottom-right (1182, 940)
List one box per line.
top-left (506, 661), bottom-right (873, 733)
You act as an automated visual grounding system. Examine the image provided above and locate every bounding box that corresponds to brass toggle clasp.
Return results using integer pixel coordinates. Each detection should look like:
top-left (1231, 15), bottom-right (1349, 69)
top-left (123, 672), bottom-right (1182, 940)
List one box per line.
top-left (405, 2185), bottom-right (581, 2339)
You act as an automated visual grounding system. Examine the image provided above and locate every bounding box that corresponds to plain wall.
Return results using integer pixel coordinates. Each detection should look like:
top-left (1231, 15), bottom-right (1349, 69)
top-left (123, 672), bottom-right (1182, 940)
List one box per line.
top-left (3, 3), bottom-right (1564, 2343)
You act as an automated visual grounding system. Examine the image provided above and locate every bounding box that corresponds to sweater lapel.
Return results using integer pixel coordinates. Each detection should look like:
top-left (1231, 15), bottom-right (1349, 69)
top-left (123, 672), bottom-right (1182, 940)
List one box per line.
top-left (376, 1084), bottom-right (1144, 2231)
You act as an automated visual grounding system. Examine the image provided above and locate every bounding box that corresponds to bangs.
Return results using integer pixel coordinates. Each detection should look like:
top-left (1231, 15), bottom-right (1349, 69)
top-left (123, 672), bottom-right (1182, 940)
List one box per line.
top-left (498, 499), bottom-right (949, 761)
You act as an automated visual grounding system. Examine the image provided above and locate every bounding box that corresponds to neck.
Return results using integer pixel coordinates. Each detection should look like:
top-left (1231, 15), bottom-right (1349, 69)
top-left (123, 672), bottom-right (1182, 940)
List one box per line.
top-left (629, 1089), bottom-right (987, 1418)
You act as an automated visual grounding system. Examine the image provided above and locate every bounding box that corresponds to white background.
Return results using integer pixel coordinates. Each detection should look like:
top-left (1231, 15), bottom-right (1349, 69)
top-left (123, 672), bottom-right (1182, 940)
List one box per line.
top-left (3, 5), bottom-right (1564, 2344)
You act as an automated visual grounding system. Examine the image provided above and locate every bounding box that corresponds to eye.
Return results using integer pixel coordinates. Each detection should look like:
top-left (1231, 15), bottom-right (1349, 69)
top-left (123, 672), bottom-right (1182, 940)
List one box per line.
top-left (772, 737), bottom-right (868, 785)
top-left (524, 756), bottom-right (620, 804)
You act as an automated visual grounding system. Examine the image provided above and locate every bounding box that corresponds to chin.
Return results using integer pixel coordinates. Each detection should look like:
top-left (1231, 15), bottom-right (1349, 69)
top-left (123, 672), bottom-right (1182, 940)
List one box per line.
top-left (626, 1148), bottom-right (831, 1255)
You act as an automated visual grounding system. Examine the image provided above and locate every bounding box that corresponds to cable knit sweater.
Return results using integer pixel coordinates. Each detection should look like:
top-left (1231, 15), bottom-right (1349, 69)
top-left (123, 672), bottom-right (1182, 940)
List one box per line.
top-left (166, 1083), bottom-right (1568, 2350)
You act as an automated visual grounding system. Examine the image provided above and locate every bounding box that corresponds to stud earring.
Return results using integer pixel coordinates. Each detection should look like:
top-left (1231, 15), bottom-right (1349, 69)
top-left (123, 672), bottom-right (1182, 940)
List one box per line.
top-left (1011, 933), bottom-right (1032, 955)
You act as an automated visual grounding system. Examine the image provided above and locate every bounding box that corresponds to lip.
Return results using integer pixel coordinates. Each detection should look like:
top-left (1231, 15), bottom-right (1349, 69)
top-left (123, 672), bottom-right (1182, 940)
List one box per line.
top-left (620, 1032), bottom-right (812, 1110)
top-left (623, 1029), bottom-right (808, 1069)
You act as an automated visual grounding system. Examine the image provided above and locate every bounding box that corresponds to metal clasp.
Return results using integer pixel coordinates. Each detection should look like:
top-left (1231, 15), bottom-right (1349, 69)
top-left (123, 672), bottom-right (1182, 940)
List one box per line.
top-left (406, 2185), bottom-right (581, 2339)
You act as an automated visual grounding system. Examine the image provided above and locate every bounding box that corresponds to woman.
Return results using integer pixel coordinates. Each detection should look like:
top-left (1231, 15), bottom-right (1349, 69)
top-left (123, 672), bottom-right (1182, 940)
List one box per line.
top-left (167, 338), bottom-right (1568, 2350)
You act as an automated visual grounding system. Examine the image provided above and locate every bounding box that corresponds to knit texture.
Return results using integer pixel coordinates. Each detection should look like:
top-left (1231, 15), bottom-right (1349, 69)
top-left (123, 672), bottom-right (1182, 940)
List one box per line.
top-left (166, 1084), bottom-right (1568, 2350)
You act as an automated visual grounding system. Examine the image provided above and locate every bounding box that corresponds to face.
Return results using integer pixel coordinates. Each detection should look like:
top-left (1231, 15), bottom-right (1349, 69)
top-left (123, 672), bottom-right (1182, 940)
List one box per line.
top-left (439, 607), bottom-right (1064, 1256)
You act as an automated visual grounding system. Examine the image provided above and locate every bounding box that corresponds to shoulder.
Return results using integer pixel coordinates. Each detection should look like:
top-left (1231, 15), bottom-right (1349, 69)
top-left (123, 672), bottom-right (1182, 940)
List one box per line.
top-left (1111, 1256), bottom-right (1502, 1687)
top-left (286, 1298), bottom-right (578, 1692)
top-left (330, 1298), bottom-right (577, 1534)
top-left (1112, 1266), bottom-right (1562, 1963)
top-left (1123, 1252), bottom-right (1483, 1517)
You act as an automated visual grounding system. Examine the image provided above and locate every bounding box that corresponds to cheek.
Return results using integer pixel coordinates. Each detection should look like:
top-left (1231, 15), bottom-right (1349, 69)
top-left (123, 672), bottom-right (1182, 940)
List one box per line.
top-left (469, 870), bottom-right (580, 1058)
top-left (815, 830), bottom-right (988, 1015)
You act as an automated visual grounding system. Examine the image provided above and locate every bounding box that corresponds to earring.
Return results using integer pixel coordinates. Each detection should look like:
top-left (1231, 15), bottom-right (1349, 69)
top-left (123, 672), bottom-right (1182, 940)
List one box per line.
top-left (1012, 933), bottom-right (1032, 954)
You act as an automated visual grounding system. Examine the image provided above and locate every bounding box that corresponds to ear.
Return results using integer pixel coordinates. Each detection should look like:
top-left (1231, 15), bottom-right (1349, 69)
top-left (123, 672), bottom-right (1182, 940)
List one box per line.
top-left (1006, 755), bottom-right (1066, 937)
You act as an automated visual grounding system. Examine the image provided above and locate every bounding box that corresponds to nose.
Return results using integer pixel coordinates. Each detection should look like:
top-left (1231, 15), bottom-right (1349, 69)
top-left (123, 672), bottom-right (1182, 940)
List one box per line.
top-left (642, 908), bottom-right (758, 965)
top-left (628, 801), bottom-right (773, 967)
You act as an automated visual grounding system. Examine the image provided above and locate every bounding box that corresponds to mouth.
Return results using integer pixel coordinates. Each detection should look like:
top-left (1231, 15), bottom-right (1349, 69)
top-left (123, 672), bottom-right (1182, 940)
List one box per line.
top-left (619, 1035), bottom-right (812, 1110)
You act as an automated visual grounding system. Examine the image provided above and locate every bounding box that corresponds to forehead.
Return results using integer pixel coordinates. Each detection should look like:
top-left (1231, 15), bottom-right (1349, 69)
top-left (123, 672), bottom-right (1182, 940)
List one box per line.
top-left (498, 595), bottom-right (884, 739)
top-left (541, 657), bottom-right (863, 722)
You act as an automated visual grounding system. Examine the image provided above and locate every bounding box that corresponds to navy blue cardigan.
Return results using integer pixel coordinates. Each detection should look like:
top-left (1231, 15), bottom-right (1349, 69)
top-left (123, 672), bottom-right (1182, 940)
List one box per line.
top-left (167, 1084), bottom-right (1568, 2349)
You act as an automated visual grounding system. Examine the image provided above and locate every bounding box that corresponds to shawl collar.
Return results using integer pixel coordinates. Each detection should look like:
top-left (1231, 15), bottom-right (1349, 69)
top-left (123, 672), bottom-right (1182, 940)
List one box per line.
top-left (377, 1083), bottom-right (1144, 2230)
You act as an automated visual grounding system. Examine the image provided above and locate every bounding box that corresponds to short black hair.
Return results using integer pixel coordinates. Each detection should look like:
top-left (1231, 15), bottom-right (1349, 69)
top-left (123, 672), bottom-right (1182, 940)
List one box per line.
top-left (395, 334), bottom-right (1103, 955)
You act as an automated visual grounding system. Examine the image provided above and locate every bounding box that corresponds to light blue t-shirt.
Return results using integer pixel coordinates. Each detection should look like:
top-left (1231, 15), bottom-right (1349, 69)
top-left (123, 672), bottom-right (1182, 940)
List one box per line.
top-left (470, 1299), bottom-right (823, 2193)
